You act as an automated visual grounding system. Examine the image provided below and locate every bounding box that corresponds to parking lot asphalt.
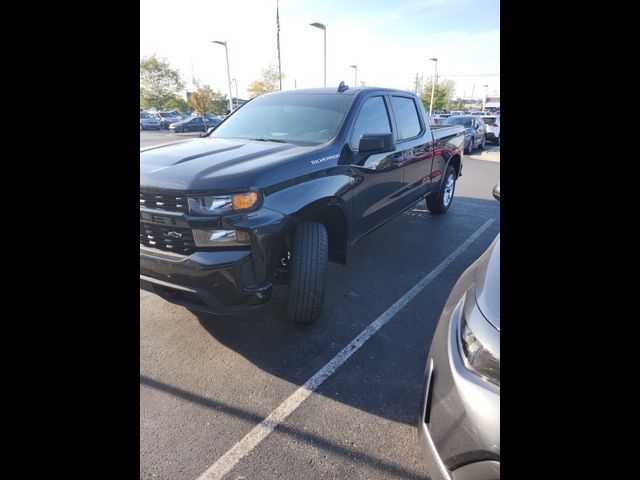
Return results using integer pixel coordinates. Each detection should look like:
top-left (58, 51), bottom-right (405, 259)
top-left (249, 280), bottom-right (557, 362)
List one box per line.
top-left (140, 130), bottom-right (500, 479)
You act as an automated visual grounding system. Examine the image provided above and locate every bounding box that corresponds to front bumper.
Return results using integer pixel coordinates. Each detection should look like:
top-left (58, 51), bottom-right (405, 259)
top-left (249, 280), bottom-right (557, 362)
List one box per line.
top-left (140, 246), bottom-right (272, 314)
top-left (418, 278), bottom-right (500, 479)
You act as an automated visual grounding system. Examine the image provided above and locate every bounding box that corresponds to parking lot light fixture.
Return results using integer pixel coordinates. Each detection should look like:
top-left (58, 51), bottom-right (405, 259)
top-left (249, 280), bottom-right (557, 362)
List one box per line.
top-left (349, 65), bottom-right (357, 87)
top-left (429, 58), bottom-right (438, 115)
top-left (310, 22), bottom-right (326, 87)
top-left (232, 78), bottom-right (238, 109)
top-left (212, 40), bottom-right (234, 113)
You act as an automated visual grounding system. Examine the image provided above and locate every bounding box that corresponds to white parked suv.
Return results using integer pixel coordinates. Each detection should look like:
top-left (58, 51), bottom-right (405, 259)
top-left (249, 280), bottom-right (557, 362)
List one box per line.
top-left (482, 115), bottom-right (500, 145)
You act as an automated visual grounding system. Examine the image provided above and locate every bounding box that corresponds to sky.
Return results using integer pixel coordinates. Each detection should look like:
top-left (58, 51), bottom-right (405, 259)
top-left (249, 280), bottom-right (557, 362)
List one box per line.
top-left (140, 0), bottom-right (499, 101)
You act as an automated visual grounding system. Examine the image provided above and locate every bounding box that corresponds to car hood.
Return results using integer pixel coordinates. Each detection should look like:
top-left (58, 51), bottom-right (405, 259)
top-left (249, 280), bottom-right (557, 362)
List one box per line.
top-left (140, 137), bottom-right (317, 191)
top-left (474, 234), bottom-right (500, 330)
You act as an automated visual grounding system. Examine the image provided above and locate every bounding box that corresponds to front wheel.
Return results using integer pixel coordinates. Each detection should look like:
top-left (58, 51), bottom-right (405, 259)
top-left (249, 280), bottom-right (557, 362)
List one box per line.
top-left (478, 135), bottom-right (486, 149)
top-left (426, 165), bottom-right (457, 214)
top-left (286, 222), bottom-right (328, 324)
top-left (464, 139), bottom-right (473, 154)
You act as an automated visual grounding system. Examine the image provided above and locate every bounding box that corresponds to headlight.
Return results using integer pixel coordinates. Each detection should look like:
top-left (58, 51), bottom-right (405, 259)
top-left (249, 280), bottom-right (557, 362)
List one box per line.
top-left (192, 229), bottom-right (251, 247)
top-left (459, 315), bottom-right (500, 386)
top-left (188, 192), bottom-right (260, 215)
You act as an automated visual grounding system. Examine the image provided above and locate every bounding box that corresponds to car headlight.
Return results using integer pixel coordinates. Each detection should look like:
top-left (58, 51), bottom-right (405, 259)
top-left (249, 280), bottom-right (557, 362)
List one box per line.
top-left (459, 315), bottom-right (500, 386)
top-left (188, 192), bottom-right (261, 215)
top-left (192, 228), bottom-right (251, 247)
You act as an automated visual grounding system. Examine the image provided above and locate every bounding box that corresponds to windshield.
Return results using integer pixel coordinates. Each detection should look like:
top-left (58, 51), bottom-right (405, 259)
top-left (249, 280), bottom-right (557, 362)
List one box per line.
top-left (483, 117), bottom-right (497, 125)
top-left (140, 112), bottom-right (150, 118)
top-left (210, 93), bottom-right (354, 145)
top-left (444, 116), bottom-right (473, 127)
top-left (159, 112), bottom-right (175, 118)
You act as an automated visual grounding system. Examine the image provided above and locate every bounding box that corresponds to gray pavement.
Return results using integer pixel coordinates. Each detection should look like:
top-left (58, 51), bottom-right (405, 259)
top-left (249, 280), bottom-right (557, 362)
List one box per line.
top-left (140, 131), bottom-right (500, 479)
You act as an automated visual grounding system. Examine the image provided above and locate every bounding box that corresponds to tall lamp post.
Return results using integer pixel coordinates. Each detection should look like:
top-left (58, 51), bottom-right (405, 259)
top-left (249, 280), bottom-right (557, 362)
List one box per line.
top-left (310, 22), bottom-right (326, 87)
top-left (212, 40), bottom-right (234, 113)
top-left (429, 57), bottom-right (438, 115)
top-left (349, 65), bottom-right (357, 87)
top-left (231, 78), bottom-right (238, 109)
top-left (483, 84), bottom-right (489, 111)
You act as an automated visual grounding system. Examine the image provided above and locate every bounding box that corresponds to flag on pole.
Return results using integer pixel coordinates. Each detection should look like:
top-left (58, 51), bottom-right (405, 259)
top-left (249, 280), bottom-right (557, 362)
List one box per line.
top-left (277, 0), bottom-right (282, 90)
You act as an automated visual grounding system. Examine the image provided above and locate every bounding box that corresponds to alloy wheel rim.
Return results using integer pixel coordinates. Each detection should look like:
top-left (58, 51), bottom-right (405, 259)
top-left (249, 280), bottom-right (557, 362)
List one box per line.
top-left (443, 174), bottom-right (455, 206)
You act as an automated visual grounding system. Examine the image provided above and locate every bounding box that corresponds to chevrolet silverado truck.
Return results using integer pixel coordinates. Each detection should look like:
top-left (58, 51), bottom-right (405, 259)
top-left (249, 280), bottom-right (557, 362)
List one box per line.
top-left (140, 85), bottom-right (466, 323)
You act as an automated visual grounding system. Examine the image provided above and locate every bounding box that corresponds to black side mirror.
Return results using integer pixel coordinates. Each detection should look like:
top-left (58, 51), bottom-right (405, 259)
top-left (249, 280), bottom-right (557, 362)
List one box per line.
top-left (359, 133), bottom-right (395, 154)
top-left (493, 182), bottom-right (500, 202)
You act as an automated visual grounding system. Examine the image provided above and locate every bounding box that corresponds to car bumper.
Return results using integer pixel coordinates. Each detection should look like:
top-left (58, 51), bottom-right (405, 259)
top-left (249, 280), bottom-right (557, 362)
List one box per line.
top-left (418, 275), bottom-right (500, 479)
top-left (485, 132), bottom-right (498, 141)
top-left (140, 246), bottom-right (272, 315)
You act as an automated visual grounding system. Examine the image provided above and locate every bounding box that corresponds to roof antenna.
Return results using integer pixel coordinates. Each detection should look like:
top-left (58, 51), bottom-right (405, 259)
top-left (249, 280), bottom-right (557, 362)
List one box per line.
top-left (337, 81), bottom-right (349, 92)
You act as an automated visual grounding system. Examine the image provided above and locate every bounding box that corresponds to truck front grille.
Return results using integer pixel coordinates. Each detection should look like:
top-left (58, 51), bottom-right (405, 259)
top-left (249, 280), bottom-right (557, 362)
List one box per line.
top-left (140, 191), bottom-right (189, 213)
top-left (139, 223), bottom-right (195, 254)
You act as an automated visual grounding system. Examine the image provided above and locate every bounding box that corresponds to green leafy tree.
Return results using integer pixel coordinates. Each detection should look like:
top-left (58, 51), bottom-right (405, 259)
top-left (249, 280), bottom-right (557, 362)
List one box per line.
top-left (140, 55), bottom-right (185, 110)
top-left (419, 78), bottom-right (455, 112)
top-left (164, 96), bottom-right (190, 113)
top-left (247, 64), bottom-right (284, 99)
top-left (187, 81), bottom-right (228, 115)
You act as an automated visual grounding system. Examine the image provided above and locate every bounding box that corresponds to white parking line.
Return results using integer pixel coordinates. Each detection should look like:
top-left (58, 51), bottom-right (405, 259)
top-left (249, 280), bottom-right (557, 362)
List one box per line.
top-left (196, 218), bottom-right (495, 480)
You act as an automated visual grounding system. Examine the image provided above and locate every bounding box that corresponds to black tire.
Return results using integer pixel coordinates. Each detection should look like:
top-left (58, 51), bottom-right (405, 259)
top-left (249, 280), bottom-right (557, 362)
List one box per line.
top-left (286, 222), bottom-right (328, 324)
top-left (465, 139), bottom-right (473, 154)
top-left (496, 134), bottom-right (500, 146)
top-left (478, 135), bottom-right (485, 149)
top-left (426, 165), bottom-right (457, 214)
top-left (183, 126), bottom-right (190, 133)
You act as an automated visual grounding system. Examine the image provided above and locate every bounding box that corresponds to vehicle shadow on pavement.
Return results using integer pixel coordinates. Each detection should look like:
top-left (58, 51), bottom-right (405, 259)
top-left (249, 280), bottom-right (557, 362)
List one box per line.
top-left (183, 197), bottom-right (499, 428)
top-left (140, 374), bottom-right (428, 479)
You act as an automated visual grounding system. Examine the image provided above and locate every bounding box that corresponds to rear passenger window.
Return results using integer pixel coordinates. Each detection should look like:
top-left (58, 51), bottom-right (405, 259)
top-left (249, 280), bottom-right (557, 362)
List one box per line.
top-left (391, 96), bottom-right (422, 139)
top-left (350, 96), bottom-right (392, 150)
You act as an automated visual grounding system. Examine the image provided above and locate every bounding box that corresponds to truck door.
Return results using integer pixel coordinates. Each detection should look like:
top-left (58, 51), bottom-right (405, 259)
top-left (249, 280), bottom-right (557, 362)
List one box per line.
top-left (348, 95), bottom-right (405, 240)
top-left (388, 95), bottom-right (435, 207)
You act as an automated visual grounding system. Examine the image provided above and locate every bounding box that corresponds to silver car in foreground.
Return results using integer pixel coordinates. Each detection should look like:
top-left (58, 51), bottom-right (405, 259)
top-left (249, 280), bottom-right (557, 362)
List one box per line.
top-left (418, 184), bottom-right (500, 480)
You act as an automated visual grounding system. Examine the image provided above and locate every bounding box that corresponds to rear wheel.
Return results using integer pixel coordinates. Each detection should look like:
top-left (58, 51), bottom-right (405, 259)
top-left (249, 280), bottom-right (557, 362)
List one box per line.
top-left (479, 135), bottom-right (486, 149)
top-left (496, 134), bottom-right (500, 145)
top-left (286, 222), bottom-right (328, 324)
top-left (426, 165), bottom-right (457, 214)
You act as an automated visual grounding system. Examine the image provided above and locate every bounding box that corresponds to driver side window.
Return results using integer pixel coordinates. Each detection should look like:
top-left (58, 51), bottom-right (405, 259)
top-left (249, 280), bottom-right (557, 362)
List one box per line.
top-left (350, 96), bottom-right (392, 151)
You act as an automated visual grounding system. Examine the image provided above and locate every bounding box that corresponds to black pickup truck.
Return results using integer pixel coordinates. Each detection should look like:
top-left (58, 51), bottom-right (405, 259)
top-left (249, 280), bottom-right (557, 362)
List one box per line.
top-left (140, 85), bottom-right (465, 323)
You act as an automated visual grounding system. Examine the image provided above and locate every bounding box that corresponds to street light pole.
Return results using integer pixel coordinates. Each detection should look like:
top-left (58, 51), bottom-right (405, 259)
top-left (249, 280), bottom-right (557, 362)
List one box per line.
top-left (212, 40), bottom-right (233, 113)
top-left (349, 65), bottom-right (357, 87)
top-left (310, 22), bottom-right (326, 87)
top-left (429, 58), bottom-right (438, 115)
top-left (232, 78), bottom-right (238, 109)
top-left (483, 84), bottom-right (488, 111)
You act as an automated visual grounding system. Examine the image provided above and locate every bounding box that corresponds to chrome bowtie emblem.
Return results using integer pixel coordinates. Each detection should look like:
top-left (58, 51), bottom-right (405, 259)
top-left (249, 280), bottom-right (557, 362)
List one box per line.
top-left (167, 231), bottom-right (182, 238)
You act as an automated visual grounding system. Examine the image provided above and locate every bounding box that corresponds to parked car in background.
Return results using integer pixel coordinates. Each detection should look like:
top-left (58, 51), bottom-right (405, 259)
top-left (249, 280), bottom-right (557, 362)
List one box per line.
top-left (470, 111), bottom-right (486, 116)
top-left (418, 183), bottom-right (500, 480)
top-left (150, 111), bottom-right (181, 129)
top-left (140, 111), bottom-right (161, 130)
top-left (482, 115), bottom-right (500, 145)
top-left (443, 115), bottom-right (486, 153)
top-left (449, 110), bottom-right (465, 116)
top-left (168, 115), bottom-right (221, 133)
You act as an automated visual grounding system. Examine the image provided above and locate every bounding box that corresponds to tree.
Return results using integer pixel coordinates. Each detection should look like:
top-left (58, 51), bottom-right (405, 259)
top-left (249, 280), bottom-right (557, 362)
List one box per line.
top-left (419, 78), bottom-right (455, 112)
top-left (187, 81), bottom-right (228, 115)
top-left (247, 64), bottom-right (284, 99)
top-left (140, 55), bottom-right (185, 110)
top-left (164, 96), bottom-right (190, 113)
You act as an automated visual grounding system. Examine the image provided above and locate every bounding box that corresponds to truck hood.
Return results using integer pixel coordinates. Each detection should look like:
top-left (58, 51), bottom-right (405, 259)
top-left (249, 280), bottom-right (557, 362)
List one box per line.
top-left (140, 137), bottom-right (316, 191)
